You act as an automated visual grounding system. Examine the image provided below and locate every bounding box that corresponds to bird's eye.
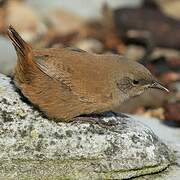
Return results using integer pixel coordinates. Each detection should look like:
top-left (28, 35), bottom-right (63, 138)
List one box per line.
top-left (132, 80), bottom-right (139, 85)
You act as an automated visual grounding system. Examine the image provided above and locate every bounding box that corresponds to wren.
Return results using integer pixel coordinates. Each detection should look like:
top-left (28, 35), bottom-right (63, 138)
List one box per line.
top-left (7, 26), bottom-right (169, 123)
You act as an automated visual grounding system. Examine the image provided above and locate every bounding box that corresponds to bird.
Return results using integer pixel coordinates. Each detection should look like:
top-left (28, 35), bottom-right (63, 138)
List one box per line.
top-left (7, 25), bottom-right (169, 124)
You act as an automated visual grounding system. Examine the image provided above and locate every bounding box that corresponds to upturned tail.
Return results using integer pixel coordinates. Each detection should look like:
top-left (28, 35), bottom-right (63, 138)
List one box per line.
top-left (7, 25), bottom-right (33, 84)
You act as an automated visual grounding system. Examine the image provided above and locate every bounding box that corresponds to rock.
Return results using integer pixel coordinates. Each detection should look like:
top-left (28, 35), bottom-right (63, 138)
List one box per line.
top-left (125, 45), bottom-right (145, 61)
top-left (74, 38), bottom-right (103, 53)
top-left (159, 0), bottom-right (180, 19)
top-left (131, 115), bottom-right (180, 179)
top-left (0, 36), bottom-right (16, 75)
top-left (6, 0), bottom-right (46, 42)
top-left (0, 1), bottom-right (6, 33)
top-left (46, 8), bottom-right (85, 35)
top-left (150, 47), bottom-right (180, 59)
top-left (125, 46), bottom-right (180, 61)
top-left (0, 73), bottom-right (173, 179)
top-left (113, 2), bottom-right (180, 49)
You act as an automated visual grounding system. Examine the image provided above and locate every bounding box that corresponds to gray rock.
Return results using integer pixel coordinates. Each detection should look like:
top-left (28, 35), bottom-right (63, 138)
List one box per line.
top-left (132, 115), bottom-right (180, 179)
top-left (74, 38), bottom-right (103, 53)
top-left (0, 36), bottom-right (16, 75)
top-left (0, 73), bottom-right (173, 179)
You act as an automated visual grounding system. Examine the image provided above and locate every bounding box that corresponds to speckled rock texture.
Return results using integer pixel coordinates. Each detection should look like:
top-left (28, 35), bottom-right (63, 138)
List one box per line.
top-left (0, 73), bottom-right (173, 179)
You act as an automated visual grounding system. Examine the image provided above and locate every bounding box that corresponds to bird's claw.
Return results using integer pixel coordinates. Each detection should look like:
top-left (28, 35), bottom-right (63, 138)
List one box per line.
top-left (71, 116), bottom-right (118, 128)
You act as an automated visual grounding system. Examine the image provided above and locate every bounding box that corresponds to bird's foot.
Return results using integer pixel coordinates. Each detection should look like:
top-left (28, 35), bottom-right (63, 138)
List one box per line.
top-left (92, 111), bottom-right (129, 119)
top-left (114, 112), bottom-right (129, 118)
top-left (71, 115), bottom-right (118, 128)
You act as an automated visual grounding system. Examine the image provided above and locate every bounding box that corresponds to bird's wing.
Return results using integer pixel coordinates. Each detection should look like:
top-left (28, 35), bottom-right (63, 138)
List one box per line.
top-left (33, 50), bottom-right (100, 103)
top-left (35, 55), bottom-right (72, 88)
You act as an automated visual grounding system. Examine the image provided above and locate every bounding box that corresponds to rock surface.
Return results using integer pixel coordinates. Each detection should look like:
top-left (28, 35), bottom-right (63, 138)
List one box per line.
top-left (133, 115), bottom-right (180, 179)
top-left (0, 37), bottom-right (16, 75)
top-left (0, 74), bottom-right (173, 179)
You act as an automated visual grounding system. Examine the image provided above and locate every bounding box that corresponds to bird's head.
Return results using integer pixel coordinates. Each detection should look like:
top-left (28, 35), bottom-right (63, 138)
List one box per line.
top-left (113, 58), bottom-right (169, 101)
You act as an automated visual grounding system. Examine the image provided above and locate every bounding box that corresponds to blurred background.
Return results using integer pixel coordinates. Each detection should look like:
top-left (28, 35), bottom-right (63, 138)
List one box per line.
top-left (0, 0), bottom-right (179, 127)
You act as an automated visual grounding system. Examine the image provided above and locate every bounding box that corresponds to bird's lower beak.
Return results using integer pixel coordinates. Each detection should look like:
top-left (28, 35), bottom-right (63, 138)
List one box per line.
top-left (149, 81), bottom-right (169, 92)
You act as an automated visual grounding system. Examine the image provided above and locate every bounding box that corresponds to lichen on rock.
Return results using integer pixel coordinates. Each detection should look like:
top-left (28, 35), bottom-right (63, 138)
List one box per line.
top-left (0, 73), bottom-right (174, 179)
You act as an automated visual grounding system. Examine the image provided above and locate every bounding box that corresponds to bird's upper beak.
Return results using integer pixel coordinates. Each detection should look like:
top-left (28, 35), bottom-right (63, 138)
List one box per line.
top-left (149, 81), bottom-right (169, 92)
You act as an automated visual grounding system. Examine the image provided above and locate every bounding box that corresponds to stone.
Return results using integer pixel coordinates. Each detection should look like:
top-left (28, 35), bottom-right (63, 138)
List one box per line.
top-left (0, 73), bottom-right (173, 179)
top-left (74, 38), bottom-right (103, 53)
top-left (134, 115), bottom-right (180, 179)
top-left (0, 36), bottom-right (16, 75)
top-left (6, 0), bottom-right (46, 42)
top-left (124, 45), bottom-right (145, 61)
top-left (46, 8), bottom-right (85, 35)
top-left (159, 0), bottom-right (180, 19)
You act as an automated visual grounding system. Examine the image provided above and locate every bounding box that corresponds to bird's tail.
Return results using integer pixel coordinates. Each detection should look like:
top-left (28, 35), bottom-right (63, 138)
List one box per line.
top-left (7, 25), bottom-right (33, 84)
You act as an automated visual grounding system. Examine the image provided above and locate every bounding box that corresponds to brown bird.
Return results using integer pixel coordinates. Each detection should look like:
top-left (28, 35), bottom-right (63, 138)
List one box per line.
top-left (7, 26), bottom-right (169, 123)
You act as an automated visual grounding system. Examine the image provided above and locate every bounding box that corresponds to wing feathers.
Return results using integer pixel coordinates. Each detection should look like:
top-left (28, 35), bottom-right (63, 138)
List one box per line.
top-left (35, 56), bottom-right (72, 87)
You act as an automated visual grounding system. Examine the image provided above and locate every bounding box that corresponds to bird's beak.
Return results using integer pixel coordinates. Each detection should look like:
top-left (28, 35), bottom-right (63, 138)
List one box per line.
top-left (149, 81), bottom-right (169, 92)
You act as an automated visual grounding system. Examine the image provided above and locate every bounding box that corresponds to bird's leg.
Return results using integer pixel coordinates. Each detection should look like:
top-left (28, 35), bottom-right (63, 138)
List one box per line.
top-left (90, 111), bottom-right (129, 119)
top-left (71, 112), bottom-right (119, 128)
top-left (112, 112), bottom-right (129, 118)
top-left (71, 116), bottom-right (116, 128)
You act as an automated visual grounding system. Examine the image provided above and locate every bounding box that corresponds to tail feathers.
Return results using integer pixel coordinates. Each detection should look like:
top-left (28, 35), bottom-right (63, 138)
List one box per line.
top-left (7, 25), bottom-right (32, 59)
top-left (7, 25), bottom-right (33, 83)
